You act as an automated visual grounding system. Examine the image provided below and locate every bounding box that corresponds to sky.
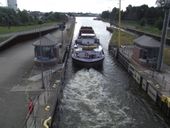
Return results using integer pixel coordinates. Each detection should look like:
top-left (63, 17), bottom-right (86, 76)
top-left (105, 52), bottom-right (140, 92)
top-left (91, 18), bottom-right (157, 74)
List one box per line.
top-left (0, 0), bottom-right (157, 13)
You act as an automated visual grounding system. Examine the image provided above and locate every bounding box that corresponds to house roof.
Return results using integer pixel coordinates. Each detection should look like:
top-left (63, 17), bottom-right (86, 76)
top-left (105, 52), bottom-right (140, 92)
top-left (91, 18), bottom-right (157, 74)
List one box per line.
top-left (134, 35), bottom-right (161, 48)
top-left (33, 34), bottom-right (60, 46)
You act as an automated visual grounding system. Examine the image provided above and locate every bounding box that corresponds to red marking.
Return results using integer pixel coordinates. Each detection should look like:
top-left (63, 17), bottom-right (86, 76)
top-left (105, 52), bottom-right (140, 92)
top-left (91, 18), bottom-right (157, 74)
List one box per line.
top-left (28, 99), bottom-right (34, 114)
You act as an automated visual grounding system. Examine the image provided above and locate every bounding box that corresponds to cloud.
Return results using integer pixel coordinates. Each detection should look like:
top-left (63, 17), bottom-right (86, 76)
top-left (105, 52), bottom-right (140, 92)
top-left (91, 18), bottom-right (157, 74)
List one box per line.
top-left (0, 0), bottom-right (157, 13)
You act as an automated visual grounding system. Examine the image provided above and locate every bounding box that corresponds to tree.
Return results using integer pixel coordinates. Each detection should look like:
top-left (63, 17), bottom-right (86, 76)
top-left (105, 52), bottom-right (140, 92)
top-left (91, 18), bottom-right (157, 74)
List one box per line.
top-left (101, 11), bottom-right (110, 19)
top-left (110, 7), bottom-right (119, 23)
top-left (140, 18), bottom-right (146, 26)
top-left (137, 5), bottom-right (148, 20)
top-left (155, 17), bottom-right (163, 30)
top-left (101, 4), bottom-right (165, 30)
top-left (0, 7), bottom-right (68, 26)
top-left (0, 7), bottom-right (18, 26)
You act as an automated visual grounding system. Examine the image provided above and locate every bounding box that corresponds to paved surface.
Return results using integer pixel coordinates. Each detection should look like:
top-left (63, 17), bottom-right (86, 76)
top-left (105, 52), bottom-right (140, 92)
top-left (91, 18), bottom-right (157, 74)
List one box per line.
top-left (0, 40), bottom-right (34, 127)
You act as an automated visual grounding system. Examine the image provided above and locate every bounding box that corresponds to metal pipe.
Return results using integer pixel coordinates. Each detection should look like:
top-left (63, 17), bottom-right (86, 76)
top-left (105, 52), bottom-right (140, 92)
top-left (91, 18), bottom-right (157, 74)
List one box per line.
top-left (156, 8), bottom-right (170, 71)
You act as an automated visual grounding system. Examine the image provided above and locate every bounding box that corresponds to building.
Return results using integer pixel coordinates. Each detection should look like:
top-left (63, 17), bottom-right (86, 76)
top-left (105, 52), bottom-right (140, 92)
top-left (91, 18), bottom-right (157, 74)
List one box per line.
top-left (132, 35), bottom-right (161, 68)
top-left (7, 0), bottom-right (17, 11)
top-left (33, 34), bottom-right (61, 66)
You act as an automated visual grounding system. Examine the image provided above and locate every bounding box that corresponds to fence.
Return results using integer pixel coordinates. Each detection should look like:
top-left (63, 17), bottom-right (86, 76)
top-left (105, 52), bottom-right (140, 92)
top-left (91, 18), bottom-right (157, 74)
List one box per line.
top-left (23, 67), bottom-right (61, 128)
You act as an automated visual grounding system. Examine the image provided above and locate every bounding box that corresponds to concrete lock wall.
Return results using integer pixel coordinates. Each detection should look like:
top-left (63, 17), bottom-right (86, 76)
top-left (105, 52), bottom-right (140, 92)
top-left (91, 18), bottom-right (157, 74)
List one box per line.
top-left (142, 79), bottom-right (148, 92)
top-left (147, 81), bottom-right (158, 102)
top-left (114, 50), bottom-right (170, 118)
top-left (128, 64), bottom-right (135, 76)
top-left (117, 52), bottom-right (129, 70)
top-left (133, 70), bottom-right (141, 85)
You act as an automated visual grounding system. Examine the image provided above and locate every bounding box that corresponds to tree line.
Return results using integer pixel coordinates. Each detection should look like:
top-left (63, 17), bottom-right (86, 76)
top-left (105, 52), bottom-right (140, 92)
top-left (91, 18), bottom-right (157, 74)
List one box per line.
top-left (0, 7), bottom-right (68, 27)
top-left (101, 4), bottom-right (164, 30)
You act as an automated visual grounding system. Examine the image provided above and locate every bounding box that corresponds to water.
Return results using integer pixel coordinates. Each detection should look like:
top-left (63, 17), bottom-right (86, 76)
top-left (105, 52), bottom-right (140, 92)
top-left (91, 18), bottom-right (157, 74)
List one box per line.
top-left (56, 17), bottom-right (169, 128)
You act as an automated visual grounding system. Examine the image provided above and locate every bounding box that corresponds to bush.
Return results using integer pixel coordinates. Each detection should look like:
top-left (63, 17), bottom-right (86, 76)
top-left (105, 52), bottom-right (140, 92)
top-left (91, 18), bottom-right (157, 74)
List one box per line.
top-left (38, 20), bottom-right (44, 24)
top-left (155, 17), bottom-right (163, 30)
top-left (140, 18), bottom-right (146, 26)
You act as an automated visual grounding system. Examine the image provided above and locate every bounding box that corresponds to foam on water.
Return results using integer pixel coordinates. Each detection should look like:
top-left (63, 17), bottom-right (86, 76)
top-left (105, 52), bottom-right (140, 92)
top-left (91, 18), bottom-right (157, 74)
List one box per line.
top-left (61, 69), bottom-right (133, 128)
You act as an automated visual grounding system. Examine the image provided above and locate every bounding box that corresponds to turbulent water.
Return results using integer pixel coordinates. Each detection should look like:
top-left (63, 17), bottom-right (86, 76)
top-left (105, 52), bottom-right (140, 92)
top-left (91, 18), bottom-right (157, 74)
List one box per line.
top-left (56, 17), bottom-right (169, 128)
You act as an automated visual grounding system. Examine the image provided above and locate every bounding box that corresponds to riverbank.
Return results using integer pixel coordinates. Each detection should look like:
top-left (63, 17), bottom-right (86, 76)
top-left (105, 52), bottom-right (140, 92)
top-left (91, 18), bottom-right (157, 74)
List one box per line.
top-left (0, 25), bottom-right (61, 51)
top-left (105, 20), bottom-right (170, 45)
top-left (0, 22), bottom-right (59, 35)
top-left (0, 22), bottom-right (60, 44)
top-left (121, 20), bottom-right (161, 36)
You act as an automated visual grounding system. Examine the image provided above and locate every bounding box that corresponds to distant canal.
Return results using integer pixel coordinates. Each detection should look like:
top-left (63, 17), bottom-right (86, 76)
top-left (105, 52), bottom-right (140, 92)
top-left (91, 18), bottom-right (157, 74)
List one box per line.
top-left (55, 17), bottom-right (169, 128)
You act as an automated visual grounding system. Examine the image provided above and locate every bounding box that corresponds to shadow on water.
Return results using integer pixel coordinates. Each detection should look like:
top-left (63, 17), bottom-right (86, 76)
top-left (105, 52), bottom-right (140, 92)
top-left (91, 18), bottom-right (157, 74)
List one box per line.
top-left (72, 62), bottom-right (104, 74)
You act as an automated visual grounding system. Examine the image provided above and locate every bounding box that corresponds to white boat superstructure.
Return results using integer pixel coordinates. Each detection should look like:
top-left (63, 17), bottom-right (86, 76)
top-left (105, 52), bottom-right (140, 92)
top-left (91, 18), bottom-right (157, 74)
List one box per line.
top-left (72, 26), bottom-right (104, 67)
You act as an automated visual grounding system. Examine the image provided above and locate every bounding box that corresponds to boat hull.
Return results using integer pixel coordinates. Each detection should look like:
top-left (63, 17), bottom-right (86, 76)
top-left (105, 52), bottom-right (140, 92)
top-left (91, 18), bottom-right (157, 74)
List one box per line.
top-left (72, 56), bottom-right (104, 68)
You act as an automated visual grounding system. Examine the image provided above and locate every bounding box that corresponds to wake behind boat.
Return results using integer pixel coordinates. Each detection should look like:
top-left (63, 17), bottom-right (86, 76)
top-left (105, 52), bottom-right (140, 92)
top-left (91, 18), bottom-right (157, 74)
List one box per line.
top-left (72, 26), bottom-right (104, 67)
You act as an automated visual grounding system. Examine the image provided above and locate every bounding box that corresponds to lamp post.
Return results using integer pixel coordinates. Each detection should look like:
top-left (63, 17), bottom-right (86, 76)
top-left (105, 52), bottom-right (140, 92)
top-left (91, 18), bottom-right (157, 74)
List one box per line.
top-left (115, 0), bottom-right (121, 58)
top-left (118, 0), bottom-right (121, 48)
top-left (156, 0), bottom-right (170, 71)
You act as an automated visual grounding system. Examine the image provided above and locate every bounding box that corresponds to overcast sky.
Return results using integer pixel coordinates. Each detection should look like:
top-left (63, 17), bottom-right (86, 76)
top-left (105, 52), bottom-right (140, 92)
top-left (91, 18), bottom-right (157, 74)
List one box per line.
top-left (0, 0), bottom-right (157, 13)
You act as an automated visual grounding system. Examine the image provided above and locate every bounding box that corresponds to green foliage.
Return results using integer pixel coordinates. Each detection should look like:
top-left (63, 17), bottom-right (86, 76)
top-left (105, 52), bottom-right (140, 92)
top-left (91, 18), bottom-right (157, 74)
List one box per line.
top-left (0, 7), bottom-right (68, 27)
top-left (101, 4), bottom-right (164, 30)
top-left (140, 18), bottom-right (146, 26)
top-left (155, 17), bottom-right (163, 30)
top-left (0, 7), bottom-right (17, 26)
top-left (110, 8), bottom-right (119, 24)
top-left (110, 29), bottom-right (136, 46)
top-left (101, 11), bottom-right (110, 19)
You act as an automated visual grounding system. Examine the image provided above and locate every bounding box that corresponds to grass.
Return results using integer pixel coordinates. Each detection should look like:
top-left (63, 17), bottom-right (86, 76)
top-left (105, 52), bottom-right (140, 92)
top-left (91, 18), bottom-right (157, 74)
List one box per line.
top-left (0, 22), bottom-right (59, 35)
top-left (164, 48), bottom-right (170, 66)
top-left (121, 20), bottom-right (161, 36)
top-left (121, 20), bottom-right (138, 29)
top-left (109, 29), bottom-right (136, 46)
